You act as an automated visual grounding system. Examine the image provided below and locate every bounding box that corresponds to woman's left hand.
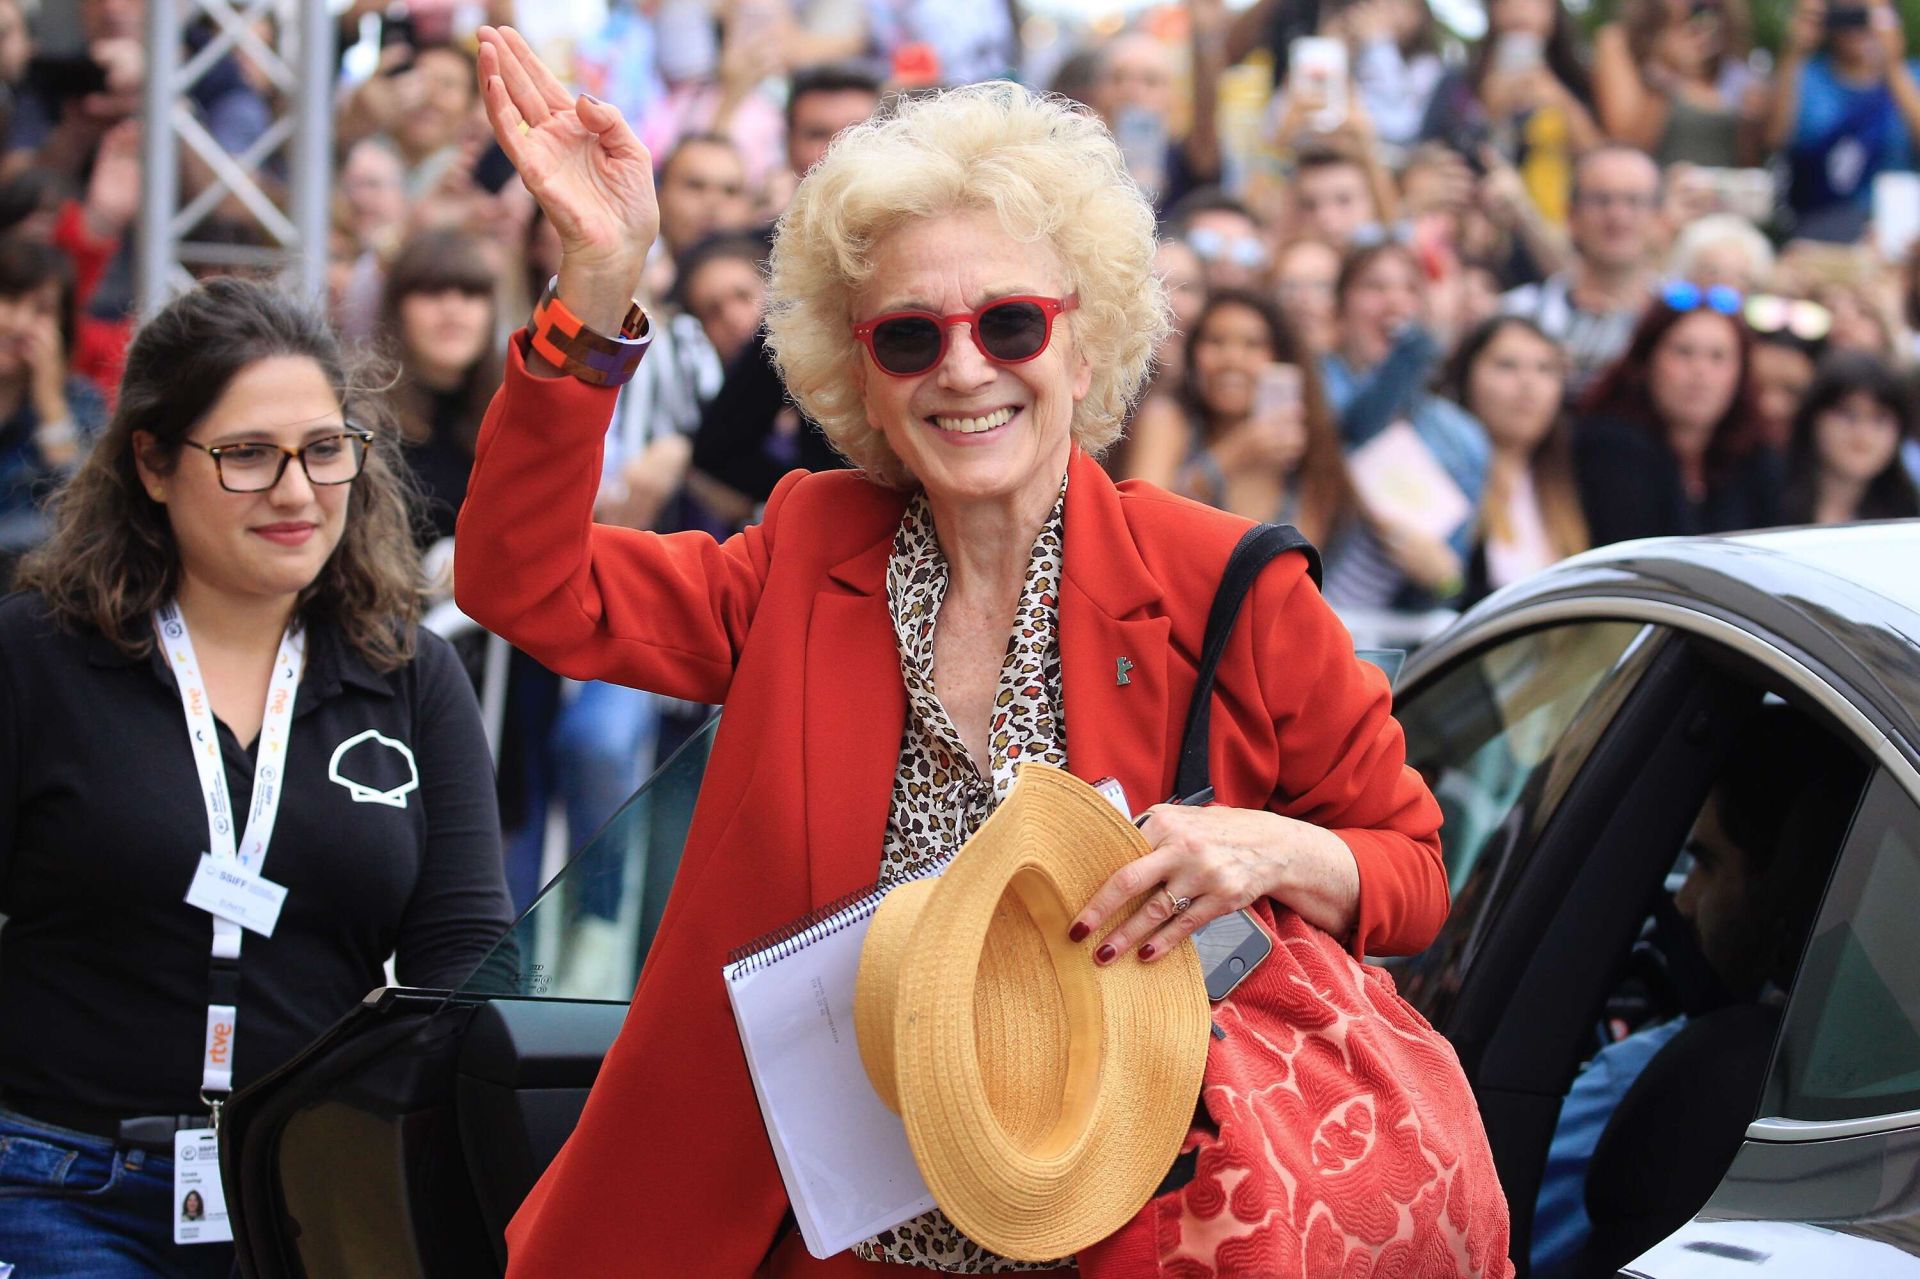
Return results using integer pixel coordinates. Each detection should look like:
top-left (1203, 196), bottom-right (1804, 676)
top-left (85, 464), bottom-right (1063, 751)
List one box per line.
top-left (1069, 804), bottom-right (1358, 965)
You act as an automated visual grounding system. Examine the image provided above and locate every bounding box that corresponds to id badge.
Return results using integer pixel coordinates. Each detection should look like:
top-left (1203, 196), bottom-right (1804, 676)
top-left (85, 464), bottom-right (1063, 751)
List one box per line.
top-left (172, 1129), bottom-right (233, 1245)
top-left (184, 852), bottom-right (288, 938)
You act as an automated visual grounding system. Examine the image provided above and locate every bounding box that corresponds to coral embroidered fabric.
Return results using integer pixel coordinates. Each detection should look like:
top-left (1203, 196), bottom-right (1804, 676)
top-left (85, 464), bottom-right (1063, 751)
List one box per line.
top-left (1080, 909), bottom-right (1515, 1279)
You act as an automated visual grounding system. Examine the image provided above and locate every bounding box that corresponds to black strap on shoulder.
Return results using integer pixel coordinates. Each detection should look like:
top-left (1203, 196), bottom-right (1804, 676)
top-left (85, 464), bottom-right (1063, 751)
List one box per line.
top-left (1172, 524), bottom-right (1321, 803)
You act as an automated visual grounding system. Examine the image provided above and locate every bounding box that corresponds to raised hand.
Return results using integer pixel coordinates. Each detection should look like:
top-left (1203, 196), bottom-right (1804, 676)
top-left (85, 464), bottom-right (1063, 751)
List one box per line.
top-left (476, 25), bottom-right (658, 331)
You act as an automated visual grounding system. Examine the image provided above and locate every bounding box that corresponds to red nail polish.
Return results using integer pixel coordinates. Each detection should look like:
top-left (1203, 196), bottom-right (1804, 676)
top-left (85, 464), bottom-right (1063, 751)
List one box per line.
top-left (1068, 921), bottom-right (1090, 943)
top-left (1095, 943), bottom-right (1115, 964)
top-left (1139, 944), bottom-right (1155, 961)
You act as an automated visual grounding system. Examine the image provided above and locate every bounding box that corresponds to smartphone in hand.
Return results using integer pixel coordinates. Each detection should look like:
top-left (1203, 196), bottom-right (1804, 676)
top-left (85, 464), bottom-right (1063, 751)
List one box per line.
top-left (1255, 363), bottom-right (1303, 417)
top-left (1289, 37), bottom-right (1348, 133)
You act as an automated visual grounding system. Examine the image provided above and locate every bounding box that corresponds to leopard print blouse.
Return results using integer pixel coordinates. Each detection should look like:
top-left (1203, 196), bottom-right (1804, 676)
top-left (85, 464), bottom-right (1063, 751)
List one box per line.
top-left (852, 484), bottom-right (1074, 1273)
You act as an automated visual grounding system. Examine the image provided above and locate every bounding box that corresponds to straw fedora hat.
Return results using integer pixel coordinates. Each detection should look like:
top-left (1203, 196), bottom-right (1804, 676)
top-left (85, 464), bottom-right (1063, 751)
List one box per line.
top-left (854, 764), bottom-right (1211, 1260)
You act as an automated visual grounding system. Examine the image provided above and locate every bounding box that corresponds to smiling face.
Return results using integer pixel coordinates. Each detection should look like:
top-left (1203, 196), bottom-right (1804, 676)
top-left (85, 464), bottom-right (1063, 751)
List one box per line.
top-left (1338, 248), bottom-right (1422, 369)
top-left (854, 209), bottom-right (1091, 516)
top-left (1189, 301), bottom-right (1278, 422)
top-left (137, 356), bottom-right (354, 613)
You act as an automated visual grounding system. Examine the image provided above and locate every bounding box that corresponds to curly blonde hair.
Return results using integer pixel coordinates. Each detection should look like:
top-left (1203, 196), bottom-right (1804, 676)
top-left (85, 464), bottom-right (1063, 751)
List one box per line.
top-left (764, 83), bottom-right (1170, 487)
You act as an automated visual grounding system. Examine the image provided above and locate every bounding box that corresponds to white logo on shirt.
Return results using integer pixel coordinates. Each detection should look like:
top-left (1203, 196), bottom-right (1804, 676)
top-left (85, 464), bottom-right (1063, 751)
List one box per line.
top-left (327, 730), bottom-right (420, 808)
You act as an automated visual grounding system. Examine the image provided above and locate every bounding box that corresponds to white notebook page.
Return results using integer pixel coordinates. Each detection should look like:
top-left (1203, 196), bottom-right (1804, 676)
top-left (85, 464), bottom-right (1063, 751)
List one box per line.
top-left (723, 890), bottom-right (935, 1258)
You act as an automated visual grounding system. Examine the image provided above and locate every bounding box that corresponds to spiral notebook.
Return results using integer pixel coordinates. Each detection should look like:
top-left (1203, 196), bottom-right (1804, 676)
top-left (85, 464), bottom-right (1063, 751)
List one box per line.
top-left (723, 884), bottom-right (936, 1259)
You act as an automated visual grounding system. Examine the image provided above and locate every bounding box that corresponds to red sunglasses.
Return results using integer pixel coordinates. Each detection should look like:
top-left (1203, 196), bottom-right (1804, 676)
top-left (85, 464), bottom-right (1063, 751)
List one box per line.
top-left (852, 294), bottom-right (1079, 377)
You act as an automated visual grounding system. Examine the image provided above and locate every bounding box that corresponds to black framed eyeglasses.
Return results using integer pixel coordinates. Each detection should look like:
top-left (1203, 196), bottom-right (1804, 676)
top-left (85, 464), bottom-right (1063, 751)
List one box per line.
top-left (181, 427), bottom-right (374, 493)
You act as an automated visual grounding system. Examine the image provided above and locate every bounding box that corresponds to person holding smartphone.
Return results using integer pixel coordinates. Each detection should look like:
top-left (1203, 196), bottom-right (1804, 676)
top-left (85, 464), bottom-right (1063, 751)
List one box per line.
top-left (1418, 0), bottom-right (1600, 225)
top-left (1594, 0), bottom-right (1766, 168)
top-left (1769, 0), bottom-right (1920, 243)
top-left (1128, 289), bottom-right (1360, 557)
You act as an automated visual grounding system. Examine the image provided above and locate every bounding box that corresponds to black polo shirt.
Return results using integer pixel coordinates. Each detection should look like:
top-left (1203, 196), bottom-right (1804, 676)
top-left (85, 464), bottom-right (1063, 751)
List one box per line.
top-left (0, 591), bottom-right (511, 1116)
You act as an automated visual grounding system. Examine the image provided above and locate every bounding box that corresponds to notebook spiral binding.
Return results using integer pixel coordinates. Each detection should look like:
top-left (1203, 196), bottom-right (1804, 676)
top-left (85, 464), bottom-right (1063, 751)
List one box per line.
top-left (725, 881), bottom-right (885, 976)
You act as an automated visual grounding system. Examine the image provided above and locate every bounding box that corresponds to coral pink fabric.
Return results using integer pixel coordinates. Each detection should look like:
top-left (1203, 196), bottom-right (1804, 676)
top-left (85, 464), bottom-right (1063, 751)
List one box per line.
top-left (1080, 909), bottom-right (1514, 1279)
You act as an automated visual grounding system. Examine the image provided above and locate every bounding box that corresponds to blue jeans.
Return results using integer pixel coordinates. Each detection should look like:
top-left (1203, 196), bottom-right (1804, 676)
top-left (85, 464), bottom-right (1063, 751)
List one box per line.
top-left (0, 1108), bottom-right (235, 1278)
top-left (552, 680), bottom-right (659, 921)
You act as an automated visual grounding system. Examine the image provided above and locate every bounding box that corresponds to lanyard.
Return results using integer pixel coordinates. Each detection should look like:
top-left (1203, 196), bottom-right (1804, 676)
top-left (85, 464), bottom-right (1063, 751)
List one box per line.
top-left (153, 602), bottom-right (306, 1098)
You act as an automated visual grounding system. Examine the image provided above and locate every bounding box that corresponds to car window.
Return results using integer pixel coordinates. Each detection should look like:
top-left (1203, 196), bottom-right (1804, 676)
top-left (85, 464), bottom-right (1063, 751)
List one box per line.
top-left (1386, 621), bottom-right (1660, 1021)
top-left (1766, 769), bottom-right (1920, 1122)
top-left (456, 714), bottom-right (719, 1002)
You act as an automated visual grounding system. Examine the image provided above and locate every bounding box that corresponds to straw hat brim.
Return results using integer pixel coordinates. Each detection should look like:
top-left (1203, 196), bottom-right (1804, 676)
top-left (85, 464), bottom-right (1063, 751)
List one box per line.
top-left (855, 764), bottom-right (1211, 1260)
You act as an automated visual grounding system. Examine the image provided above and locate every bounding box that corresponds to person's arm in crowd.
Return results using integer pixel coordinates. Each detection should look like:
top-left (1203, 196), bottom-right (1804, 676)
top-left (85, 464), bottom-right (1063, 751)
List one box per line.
top-left (34, 38), bottom-right (142, 184)
top-left (1224, 0), bottom-right (1284, 67)
top-left (25, 316), bottom-right (82, 471)
top-left (777, 0), bottom-right (867, 68)
top-left (1182, 0), bottom-right (1230, 183)
top-left (1877, 4), bottom-right (1920, 144)
top-left (1336, 323), bottom-right (1440, 446)
top-left (600, 433), bottom-right (694, 531)
top-left (1767, 0), bottom-right (1823, 151)
top-left (1592, 22), bottom-right (1671, 149)
top-left (712, 7), bottom-right (782, 137)
top-left (1344, 2), bottom-right (1432, 145)
top-left (336, 41), bottom-right (415, 153)
top-left (1479, 146), bottom-right (1572, 278)
top-left (52, 121), bottom-right (141, 311)
top-left (390, 632), bottom-right (515, 991)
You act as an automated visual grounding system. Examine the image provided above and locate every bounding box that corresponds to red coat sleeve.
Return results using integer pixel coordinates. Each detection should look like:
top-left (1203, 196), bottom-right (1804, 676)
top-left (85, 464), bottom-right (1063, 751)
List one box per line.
top-left (1247, 556), bottom-right (1448, 959)
top-left (454, 334), bottom-right (802, 704)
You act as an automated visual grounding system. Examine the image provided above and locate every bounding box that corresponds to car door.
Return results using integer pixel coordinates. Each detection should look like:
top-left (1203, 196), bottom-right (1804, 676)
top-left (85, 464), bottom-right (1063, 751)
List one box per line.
top-left (1622, 766), bottom-right (1920, 1278)
top-left (222, 715), bottom-right (718, 1279)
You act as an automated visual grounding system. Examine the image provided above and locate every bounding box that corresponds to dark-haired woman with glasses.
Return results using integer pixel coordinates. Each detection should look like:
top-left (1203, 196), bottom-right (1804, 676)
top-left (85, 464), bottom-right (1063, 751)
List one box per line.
top-left (0, 277), bottom-right (510, 1278)
top-left (1779, 350), bottom-right (1920, 524)
top-left (1574, 281), bottom-right (1782, 546)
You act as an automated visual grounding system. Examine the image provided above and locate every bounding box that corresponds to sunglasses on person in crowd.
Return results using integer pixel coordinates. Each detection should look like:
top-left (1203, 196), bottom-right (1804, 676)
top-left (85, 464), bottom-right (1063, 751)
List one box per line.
top-left (852, 295), bottom-right (1079, 378)
top-left (1745, 294), bottom-right (1834, 342)
top-left (1662, 282), bottom-right (1835, 342)
top-left (1186, 227), bottom-right (1270, 269)
top-left (1661, 280), bottom-right (1743, 316)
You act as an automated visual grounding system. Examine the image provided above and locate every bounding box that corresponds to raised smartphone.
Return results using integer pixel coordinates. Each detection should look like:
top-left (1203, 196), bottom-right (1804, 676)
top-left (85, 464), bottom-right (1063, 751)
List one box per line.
top-left (1289, 37), bottom-right (1348, 133)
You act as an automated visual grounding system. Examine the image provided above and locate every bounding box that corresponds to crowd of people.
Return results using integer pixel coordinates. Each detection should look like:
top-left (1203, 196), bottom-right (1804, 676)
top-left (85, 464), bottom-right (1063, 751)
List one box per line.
top-left (2, 0), bottom-right (1920, 1271)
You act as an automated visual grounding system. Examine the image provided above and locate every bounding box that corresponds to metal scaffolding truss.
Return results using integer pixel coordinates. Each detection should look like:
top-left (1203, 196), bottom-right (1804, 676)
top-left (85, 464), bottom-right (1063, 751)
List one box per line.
top-left (136, 0), bottom-right (334, 315)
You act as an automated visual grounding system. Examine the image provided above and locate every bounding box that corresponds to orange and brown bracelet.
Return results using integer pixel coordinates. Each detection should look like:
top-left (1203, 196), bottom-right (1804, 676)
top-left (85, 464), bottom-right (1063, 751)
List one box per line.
top-left (528, 276), bottom-right (652, 387)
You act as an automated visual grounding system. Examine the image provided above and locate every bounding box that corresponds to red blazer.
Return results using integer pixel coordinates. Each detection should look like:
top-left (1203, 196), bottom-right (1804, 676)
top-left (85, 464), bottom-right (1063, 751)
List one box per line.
top-left (455, 340), bottom-right (1448, 1278)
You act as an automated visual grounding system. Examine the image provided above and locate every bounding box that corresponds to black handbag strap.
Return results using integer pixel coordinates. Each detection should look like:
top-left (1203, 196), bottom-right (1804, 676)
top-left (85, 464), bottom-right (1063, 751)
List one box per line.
top-left (1173, 524), bottom-right (1321, 803)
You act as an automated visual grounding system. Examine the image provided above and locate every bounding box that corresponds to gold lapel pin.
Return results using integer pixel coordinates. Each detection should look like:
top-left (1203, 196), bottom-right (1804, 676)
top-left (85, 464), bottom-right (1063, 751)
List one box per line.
top-left (1115, 656), bottom-right (1134, 686)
